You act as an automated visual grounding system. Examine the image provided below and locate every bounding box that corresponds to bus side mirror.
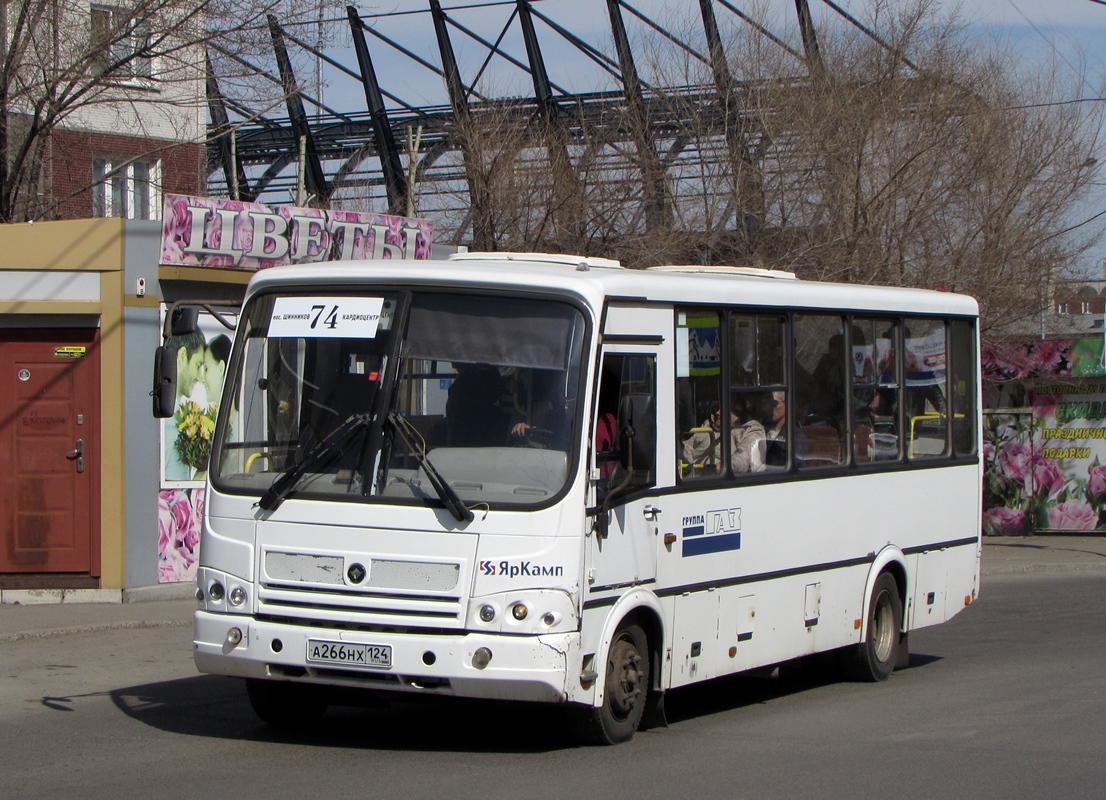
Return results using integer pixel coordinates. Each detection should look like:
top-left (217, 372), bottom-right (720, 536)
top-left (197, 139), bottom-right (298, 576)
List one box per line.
top-left (152, 345), bottom-right (178, 418)
top-left (170, 306), bottom-right (199, 336)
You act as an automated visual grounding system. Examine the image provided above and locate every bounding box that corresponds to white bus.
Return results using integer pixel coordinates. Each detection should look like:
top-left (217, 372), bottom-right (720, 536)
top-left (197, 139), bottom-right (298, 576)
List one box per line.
top-left (160, 252), bottom-right (981, 744)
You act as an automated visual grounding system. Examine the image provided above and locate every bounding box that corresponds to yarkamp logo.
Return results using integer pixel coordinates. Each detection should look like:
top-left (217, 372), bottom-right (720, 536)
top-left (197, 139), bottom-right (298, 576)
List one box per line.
top-left (480, 560), bottom-right (563, 578)
top-left (681, 507), bottom-right (742, 557)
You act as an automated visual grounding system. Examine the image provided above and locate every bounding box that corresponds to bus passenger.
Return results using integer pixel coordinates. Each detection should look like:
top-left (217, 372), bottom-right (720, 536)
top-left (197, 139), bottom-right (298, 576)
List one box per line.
top-left (683, 397), bottom-right (766, 474)
top-left (764, 390), bottom-right (806, 466)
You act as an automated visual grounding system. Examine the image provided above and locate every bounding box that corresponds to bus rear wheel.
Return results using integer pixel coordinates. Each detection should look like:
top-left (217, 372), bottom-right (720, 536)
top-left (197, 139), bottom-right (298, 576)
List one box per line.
top-left (842, 572), bottom-right (902, 682)
top-left (245, 678), bottom-right (328, 727)
top-left (567, 623), bottom-right (649, 745)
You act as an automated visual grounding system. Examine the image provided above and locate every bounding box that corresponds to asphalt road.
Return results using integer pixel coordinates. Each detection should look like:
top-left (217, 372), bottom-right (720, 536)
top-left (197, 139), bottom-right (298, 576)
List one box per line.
top-left (1, 552), bottom-right (1104, 799)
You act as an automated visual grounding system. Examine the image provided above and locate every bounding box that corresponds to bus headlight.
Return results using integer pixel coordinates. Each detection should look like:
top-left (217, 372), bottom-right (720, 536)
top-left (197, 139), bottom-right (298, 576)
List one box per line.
top-left (468, 590), bottom-right (576, 634)
top-left (197, 568), bottom-right (251, 614)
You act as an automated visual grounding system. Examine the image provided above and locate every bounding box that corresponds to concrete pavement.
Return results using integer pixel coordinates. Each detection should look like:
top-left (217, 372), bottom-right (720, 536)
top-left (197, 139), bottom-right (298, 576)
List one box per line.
top-left (981, 534), bottom-right (1106, 576)
top-left (1, 535), bottom-right (1104, 641)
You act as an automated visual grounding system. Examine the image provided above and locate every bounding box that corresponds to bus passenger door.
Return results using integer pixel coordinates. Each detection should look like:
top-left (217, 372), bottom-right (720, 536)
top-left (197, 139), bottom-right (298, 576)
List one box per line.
top-left (587, 349), bottom-right (660, 593)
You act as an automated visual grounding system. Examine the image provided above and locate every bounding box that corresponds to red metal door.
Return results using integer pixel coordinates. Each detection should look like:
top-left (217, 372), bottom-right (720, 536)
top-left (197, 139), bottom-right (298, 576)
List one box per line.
top-left (0, 330), bottom-right (99, 574)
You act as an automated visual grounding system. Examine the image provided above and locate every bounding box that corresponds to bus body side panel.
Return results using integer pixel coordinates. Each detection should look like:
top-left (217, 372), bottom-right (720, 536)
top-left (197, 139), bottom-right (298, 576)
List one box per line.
top-left (651, 462), bottom-right (981, 689)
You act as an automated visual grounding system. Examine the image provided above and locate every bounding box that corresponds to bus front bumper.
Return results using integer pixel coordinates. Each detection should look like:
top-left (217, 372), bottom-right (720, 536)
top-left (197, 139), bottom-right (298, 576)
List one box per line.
top-left (194, 611), bottom-right (579, 704)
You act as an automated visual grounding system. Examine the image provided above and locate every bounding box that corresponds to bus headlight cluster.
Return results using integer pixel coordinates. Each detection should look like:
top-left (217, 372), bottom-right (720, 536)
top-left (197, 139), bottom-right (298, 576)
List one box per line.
top-left (197, 567), bottom-right (251, 615)
top-left (468, 590), bottom-right (576, 634)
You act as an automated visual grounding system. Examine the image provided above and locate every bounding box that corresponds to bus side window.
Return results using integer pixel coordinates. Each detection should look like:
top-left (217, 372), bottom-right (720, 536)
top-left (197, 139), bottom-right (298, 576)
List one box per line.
top-left (794, 314), bottom-right (848, 468)
top-left (676, 309), bottom-right (722, 481)
top-left (598, 353), bottom-right (657, 496)
top-left (906, 319), bottom-right (949, 459)
top-left (729, 313), bottom-right (786, 475)
top-left (852, 318), bottom-right (900, 463)
top-left (949, 318), bottom-right (977, 456)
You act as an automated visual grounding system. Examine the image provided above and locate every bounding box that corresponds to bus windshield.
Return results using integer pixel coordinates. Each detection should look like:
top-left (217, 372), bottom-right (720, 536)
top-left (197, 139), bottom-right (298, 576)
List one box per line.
top-left (211, 290), bottom-right (588, 511)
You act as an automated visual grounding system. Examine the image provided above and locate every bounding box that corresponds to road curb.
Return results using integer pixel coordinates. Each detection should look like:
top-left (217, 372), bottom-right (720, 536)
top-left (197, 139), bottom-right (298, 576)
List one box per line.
top-left (0, 617), bottom-right (191, 644)
top-left (0, 582), bottom-right (195, 606)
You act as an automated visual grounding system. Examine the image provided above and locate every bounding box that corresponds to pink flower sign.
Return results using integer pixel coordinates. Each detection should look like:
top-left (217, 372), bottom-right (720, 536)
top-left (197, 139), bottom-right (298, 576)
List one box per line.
top-left (160, 194), bottom-right (433, 270)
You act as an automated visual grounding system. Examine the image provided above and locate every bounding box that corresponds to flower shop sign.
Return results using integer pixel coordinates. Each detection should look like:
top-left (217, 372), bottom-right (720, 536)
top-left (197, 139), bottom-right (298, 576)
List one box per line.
top-left (160, 194), bottom-right (433, 270)
top-left (986, 382), bottom-right (1106, 534)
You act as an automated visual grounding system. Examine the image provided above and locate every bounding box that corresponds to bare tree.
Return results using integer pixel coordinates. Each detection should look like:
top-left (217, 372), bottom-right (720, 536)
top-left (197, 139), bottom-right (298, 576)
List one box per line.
top-left (750, 4), bottom-right (1104, 339)
top-left (415, 0), bottom-right (1104, 336)
top-left (0, 0), bottom-right (328, 222)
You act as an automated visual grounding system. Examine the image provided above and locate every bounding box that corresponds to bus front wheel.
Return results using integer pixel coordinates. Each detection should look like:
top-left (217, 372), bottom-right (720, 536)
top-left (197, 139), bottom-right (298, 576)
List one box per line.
top-left (245, 678), bottom-right (328, 728)
top-left (843, 572), bottom-right (902, 682)
top-left (567, 623), bottom-right (650, 745)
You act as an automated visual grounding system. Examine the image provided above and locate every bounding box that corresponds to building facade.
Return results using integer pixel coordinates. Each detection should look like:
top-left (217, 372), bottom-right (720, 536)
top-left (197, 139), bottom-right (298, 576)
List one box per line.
top-left (4, 1), bottom-right (206, 223)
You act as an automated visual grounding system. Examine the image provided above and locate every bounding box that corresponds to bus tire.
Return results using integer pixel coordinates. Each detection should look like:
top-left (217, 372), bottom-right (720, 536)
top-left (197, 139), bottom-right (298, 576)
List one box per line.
top-left (245, 678), bottom-right (328, 727)
top-left (567, 623), bottom-right (649, 745)
top-left (843, 572), bottom-right (902, 682)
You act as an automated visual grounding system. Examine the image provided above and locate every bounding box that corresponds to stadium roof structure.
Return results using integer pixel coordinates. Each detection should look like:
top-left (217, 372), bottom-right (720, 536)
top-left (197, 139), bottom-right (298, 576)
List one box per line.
top-left (206, 0), bottom-right (915, 249)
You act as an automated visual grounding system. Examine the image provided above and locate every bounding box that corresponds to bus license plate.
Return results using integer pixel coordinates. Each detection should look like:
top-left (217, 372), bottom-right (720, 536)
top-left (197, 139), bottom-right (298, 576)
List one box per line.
top-left (306, 639), bottom-right (392, 669)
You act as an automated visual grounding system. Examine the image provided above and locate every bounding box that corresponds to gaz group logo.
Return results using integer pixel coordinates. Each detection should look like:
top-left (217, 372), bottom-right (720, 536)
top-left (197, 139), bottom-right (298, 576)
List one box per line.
top-left (681, 507), bottom-right (741, 557)
top-left (480, 560), bottom-right (564, 578)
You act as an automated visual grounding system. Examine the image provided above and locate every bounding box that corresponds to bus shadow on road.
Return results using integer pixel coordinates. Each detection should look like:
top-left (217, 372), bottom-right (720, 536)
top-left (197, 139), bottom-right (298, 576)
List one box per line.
top-left (661, 651), bottom-right (943, 726)
top-left (105, 653), bottom-right (943, 751)
top-left (107, 673), bottom-right (574, 752)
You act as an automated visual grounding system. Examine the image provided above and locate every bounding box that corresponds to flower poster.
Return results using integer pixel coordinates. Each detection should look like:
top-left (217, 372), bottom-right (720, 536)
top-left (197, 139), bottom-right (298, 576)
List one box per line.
top-left (159, 489), bottom-right (203, 583)
top-left (159, 308), bottom-right (235, 488)
top-left (984, 382), bottom-right (1106, 534)
top-left (158, 307), bottom-right (235, 582)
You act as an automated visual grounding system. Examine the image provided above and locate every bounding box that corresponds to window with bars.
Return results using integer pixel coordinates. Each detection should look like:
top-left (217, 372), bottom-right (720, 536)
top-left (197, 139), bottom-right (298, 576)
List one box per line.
top-left (92, 157), bottom-right (161, 219)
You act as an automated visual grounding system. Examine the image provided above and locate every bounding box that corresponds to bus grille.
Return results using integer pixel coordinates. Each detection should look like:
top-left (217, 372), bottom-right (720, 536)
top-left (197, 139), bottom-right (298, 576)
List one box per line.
top-left (256, 585), bottom-right (464, 628)
top-left (264, 551), bottom-right (460, 592)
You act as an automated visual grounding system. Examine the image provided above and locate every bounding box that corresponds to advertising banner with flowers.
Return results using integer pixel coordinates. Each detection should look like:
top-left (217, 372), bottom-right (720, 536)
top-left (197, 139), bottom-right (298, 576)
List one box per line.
top-left (158, 308), bottom-right (235, 582)
top-left (160, 194), bottom-right (433, 270)
top-left (983, 336), bottom-right (1106, 534)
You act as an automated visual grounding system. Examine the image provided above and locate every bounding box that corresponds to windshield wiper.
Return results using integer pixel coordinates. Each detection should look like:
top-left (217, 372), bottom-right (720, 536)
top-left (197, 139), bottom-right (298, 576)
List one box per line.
top-left (258, 413), bottom-right (371, 512)
top-left (387, 411), bottom-right (474, 523)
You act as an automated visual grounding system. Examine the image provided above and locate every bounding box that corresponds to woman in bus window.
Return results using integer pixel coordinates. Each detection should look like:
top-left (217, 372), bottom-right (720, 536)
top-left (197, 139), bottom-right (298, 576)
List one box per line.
top-left (683, 396), bottom-right (766, 474)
